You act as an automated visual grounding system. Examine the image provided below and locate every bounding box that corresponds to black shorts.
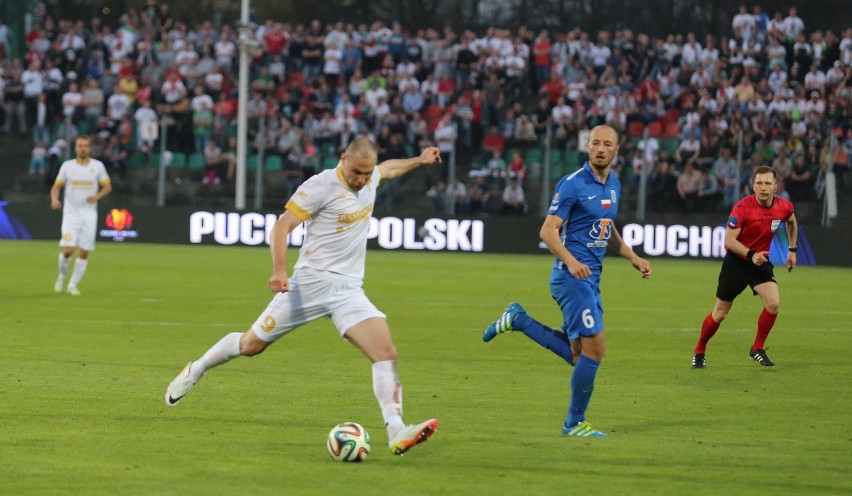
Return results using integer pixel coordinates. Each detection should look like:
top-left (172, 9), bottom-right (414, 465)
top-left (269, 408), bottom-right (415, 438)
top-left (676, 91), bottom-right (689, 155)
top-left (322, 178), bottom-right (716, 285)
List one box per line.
top-left (715, 252), bottom-right (777, 302)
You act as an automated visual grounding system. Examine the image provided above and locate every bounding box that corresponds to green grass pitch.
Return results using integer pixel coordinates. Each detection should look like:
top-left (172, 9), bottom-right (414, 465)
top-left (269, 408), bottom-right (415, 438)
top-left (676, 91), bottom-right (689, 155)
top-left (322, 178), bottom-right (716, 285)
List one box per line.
top-left (1, 240), bottom-right (850, 495)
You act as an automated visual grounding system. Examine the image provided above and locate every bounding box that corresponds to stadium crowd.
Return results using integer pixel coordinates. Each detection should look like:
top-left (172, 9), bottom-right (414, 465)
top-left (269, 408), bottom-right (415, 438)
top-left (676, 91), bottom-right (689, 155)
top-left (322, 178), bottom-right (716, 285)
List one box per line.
top-left (0, 3), bottom-right (850, 214)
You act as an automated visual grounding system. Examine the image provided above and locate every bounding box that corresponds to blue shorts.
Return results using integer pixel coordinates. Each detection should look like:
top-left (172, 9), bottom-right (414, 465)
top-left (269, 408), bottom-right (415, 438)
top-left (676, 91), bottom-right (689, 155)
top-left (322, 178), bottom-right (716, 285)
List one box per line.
top-left (550, 269), bottom-right (604, 339)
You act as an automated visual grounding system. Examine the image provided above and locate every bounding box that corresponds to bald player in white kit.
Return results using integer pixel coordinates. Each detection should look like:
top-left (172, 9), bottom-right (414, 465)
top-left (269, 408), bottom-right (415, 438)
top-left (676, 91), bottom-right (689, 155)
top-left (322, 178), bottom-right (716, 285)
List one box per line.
top-left (50, 135), bottom-right (112, 296)
top-left (166, 138), bottom-right (442, 456)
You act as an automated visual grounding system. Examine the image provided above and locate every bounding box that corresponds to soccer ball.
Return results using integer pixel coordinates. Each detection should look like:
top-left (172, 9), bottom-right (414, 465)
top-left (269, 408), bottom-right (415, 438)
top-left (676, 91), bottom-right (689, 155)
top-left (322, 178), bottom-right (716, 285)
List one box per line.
top-left (327, 422), bottom-right (371, 462)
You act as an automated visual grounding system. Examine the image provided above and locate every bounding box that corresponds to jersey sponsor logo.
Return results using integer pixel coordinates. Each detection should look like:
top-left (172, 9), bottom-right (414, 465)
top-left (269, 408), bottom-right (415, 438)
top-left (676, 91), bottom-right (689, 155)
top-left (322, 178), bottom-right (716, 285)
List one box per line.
top-left (727, 216), bottom-right (739, 228)
top-left (770, 219), bottom-right (781, 232)
top-left (586, 195), bottom-right (597, 200)
top-left (586, 218), bottom-right (613, 247)
top-left (337, 204), bottom-right (373, 224)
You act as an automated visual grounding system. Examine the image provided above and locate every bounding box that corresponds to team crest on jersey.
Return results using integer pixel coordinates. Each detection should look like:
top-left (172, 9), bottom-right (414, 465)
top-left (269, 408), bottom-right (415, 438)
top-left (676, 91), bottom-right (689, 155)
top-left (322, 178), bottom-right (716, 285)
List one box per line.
top-left (297, 190), bottom-right (309, 200)
top-left (770, 219), bottom-right (781, 232)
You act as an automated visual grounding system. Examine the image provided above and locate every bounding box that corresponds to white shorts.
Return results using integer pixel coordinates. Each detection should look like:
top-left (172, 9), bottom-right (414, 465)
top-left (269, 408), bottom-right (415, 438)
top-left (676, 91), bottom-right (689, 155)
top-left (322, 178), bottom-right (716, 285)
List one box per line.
top-left (60, 215), bottom-right (97, 251)
top-left (251, 267), bottom-right (386, 342)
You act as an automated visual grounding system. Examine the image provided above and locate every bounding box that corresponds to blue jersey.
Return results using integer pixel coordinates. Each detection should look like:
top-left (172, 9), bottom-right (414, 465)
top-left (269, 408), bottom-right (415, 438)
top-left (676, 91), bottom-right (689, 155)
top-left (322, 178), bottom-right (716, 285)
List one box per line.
top-left (547, 162), bottom-right (621, 275)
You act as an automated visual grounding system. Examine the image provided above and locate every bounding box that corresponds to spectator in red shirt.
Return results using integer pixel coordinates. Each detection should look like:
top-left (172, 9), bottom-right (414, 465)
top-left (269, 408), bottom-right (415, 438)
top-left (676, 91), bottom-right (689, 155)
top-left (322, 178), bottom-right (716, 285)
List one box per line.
top-left (538, 71), bottom-right (566, 106)
top-left (533, 30), bottom-right (552, 90)
top-left (264, 22), bottom-right (289, 64)
top-left (481, 125), bottom-right (505, 159)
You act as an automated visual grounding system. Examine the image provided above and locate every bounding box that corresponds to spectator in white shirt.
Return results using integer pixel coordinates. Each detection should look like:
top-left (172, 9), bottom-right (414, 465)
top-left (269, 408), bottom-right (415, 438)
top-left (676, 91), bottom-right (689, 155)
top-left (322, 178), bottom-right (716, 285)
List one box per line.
top-left (501, 179), bottom-right (527, 215)
top-left (803, 64), bottom-right (826, 92)
top-left (782, 7), bottom-right (805, 41)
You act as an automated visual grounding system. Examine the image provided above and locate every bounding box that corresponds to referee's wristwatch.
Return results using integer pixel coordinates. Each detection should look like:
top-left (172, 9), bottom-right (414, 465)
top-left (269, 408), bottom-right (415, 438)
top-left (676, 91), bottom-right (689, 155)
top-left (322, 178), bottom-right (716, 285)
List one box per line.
top-left (788, 247), bottom-right (798, 252)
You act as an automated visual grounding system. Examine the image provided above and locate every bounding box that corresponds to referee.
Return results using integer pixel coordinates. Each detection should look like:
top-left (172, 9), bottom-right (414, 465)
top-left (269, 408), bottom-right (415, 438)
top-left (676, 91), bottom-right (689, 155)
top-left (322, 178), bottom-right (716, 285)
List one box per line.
top-left (692, 166), bottom-right (798, 368)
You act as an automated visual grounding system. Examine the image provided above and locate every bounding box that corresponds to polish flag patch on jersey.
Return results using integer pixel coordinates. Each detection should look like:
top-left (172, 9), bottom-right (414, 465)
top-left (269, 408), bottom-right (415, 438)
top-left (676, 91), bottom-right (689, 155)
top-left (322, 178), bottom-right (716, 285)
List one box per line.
top-left (601, 199), bottom-right (612, 208)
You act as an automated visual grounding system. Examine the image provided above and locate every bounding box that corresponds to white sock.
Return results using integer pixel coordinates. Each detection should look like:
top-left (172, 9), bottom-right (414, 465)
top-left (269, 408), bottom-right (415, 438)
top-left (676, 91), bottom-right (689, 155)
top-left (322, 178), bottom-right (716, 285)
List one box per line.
top-left (68, 258), bottom-right (88, 287)
top-left (192, 332), bottom-right (243, 381)
top-left (58, 253), bottom-right (71, 277)
top-left (372, 360), bottom-right (404, 438)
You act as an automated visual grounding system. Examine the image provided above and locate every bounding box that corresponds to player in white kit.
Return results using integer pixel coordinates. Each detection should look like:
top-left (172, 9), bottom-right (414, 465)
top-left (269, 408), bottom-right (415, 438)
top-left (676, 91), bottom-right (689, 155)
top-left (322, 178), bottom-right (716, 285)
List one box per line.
top-left (50, 135), bottom-right (112, 296)
top-left (166, 138), bottom-right (442, 455)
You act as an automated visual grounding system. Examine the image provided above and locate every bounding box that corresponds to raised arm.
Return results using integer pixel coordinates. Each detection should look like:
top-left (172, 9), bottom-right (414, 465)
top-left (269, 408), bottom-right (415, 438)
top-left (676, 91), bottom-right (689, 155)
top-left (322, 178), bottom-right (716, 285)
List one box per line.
top-left (377, 146), bottom-right (441, 180)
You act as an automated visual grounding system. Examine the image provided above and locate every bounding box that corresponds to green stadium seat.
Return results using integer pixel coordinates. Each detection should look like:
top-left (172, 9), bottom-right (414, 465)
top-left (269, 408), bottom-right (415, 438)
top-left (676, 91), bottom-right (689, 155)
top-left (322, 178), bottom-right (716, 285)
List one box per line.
top-left (187, 152), bottom-right (205, 169)
top-left (247, 154), bottom-right (259, 171)
top-left (525, 147), bottom-right (543, 163)
top-left (170, 152), bottom-right (187, 168)
top-left (265, 154), bottom-right (283, 171)
top-left (549, 149), bottom-right (563, 164)
top-left (322, 156), bottom-right (340, 169)
top-left (549, 163), bottom-right (565, 181)
top-left (129, 152), bottom-right (147, 168)
top-left (661, 138), bottom-right (679, 157)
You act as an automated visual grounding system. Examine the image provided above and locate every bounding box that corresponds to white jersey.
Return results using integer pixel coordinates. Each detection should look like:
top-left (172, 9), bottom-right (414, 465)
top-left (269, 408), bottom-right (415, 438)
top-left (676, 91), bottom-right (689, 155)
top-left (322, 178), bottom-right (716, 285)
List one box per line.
top-left (55, 158), bottom-right (111, 219)
top-left (286, 165), bottom-right (381, 280)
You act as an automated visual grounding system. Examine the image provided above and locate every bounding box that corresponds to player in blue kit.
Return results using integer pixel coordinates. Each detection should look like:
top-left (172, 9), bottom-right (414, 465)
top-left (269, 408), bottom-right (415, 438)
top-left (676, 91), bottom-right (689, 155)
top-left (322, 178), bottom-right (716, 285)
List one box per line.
top-left (483, 125), bottom-right (651, 437)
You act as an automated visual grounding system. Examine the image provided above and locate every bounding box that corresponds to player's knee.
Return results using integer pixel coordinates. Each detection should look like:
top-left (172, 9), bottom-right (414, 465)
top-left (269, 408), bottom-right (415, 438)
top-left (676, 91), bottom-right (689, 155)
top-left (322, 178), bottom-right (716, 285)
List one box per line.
top-left (239, 332), bottom-right (269, 356)
top-left (375, 344), bottom-right (398, 362)
top-left (764, 301), bottom-right (779, 314)
top-left (712, 308), bottom-right (729, 322)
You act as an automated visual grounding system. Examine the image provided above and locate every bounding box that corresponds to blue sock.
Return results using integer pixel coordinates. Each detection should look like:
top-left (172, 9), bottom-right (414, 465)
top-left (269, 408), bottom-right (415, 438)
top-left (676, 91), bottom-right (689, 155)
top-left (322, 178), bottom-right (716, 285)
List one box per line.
top-left (566, 355), bottom-right (600, 427)
top-left (514, 313), bottom-right (574, 365)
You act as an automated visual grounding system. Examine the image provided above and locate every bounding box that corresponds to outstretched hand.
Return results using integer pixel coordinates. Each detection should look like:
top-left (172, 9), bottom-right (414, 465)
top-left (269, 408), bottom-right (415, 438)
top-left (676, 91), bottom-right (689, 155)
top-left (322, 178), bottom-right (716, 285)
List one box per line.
top-left (419, 147), bottom-right (442, 165)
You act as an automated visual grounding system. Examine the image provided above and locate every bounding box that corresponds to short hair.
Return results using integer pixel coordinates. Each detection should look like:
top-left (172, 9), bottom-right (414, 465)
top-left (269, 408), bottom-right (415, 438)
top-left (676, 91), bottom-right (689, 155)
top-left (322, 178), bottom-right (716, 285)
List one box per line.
top-left (345, 137), bottom-right (377, 159)
top-left (76, 135), bottom-right (92, 144)
top-left (752, 165), bottom-right (778, 182)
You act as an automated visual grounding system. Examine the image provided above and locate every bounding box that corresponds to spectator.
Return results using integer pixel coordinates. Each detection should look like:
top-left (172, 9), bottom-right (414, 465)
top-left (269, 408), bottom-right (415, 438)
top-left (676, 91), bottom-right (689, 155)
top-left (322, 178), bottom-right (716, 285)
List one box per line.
top-left (21, 60), bottom-right (44, 128)
top-left (676, 161), bottom-right (702, 212)
top-left (501, 178), bottom-right (527, 215)
top-left (712, 146), bottom-right (740, 209)
top-left (675, 134), bottom-right (701, 169)
top-left (425, 180), bottom-right (447, 214)
top-left (82, 79), bottom-right (105, 134)
top-left (202, 140), bottom-right (223, 185)
top-left (513, 113), bottom-right (537, 149)
top-left (787, 153), bottom-right (813, 201)
top-left (484, 149), bottom-right (507, 189)
top-left (134, 99), bottom-right (159, 154)
top-left (192, 100), bottom-right (213, 154)
top-left (507, 150), bottom-right (526, 183)
top-left (468, 175), bottom-right (491, 215)
top-left (696, 169), bottom-right (722, 212)
top-left (649, 159), bottom-right (678, 211)
top-left (32, 93), bottom-right (50, 145)
top-left (481, 125), bottom-right (505, 159)
top-left (102, 134), bottom-right (128, 179)
top-left (449, 178), bottom-right (469, 215)
top-left (29, 141), bottom-right (47, 176)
